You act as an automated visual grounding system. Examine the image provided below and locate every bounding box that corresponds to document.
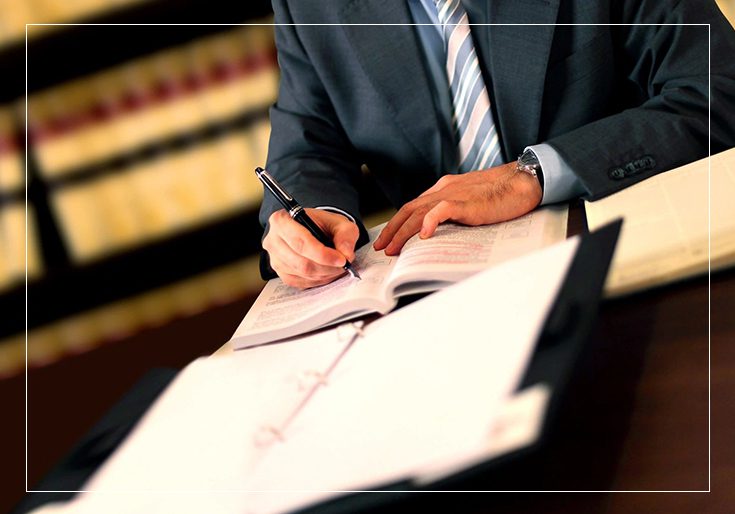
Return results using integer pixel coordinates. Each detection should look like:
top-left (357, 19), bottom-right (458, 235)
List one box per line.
top-left (43, 235), bottom-right (580, 514)
top-left (585, 148), bottom-right (735, 296)
top-left (232, 204), bottom-right (568, 348)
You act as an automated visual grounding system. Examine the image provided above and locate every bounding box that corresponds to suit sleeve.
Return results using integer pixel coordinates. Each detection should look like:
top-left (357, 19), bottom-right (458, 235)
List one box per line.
top-left (258, 0), bottom-right (369, 279)
top-left (261, 0), bottom-right (365, 228)
top-left (545, 0), bottom-right (735, 200)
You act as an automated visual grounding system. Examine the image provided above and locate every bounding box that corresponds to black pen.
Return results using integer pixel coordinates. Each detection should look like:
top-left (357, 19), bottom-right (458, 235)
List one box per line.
top-left (255, 167), bottom-right (361, 280)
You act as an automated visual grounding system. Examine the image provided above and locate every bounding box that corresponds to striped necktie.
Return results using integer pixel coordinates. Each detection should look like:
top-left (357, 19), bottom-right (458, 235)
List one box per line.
top-left (434, 0), bottom-right (503, 173)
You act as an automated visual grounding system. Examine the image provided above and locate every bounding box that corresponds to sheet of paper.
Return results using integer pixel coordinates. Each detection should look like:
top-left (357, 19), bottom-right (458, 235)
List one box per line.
top-left (243, 237), bottom-right (580, 514)
top-left (585, 148), bottom-right (735, 296)
top-left (413, 383), bottom-right (552, 485)
top-left (54, 331), bottom-right (353, 514)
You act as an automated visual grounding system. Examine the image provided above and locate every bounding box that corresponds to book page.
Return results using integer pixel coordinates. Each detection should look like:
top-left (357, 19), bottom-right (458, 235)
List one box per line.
top-left (585, 148), bottom-right (735, 296)
top-left (231, 228), bottom-right (398, 348)
top-left (386, 204), bottom-right (568, 295)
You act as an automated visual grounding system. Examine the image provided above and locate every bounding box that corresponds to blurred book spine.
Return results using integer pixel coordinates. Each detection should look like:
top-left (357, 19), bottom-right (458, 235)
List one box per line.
top-left (0, 105), bottom-right (44, 291)
top-left (0, 202), bottom-right (44, 287)
top-left (0, 0), bottom-right (152, 47)
top-left (0, 107), bottom-right (23, 194)
top-left (26, 25), bottom-right (276, 262)
top-left (29, 25), bottom-right (276, 178)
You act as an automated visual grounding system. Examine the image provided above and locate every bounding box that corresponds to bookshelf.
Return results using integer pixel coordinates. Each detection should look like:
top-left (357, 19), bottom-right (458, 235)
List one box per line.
top-left (0, 0), bottom-right (273, 102)
top-left (0, 0), bottom-right (393, 376)
top-left (0, 1), bottom-right (278, 370)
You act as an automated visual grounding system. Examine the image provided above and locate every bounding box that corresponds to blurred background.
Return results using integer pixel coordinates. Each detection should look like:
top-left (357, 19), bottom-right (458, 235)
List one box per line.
top-left (0, 0), bottom-right (733, 512)
top-left (0, 1), bottom-right (397, 510)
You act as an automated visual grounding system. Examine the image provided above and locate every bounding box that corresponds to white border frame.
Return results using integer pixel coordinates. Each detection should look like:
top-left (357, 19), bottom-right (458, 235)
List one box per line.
top-left (24, 21), bottom-right (712, 495)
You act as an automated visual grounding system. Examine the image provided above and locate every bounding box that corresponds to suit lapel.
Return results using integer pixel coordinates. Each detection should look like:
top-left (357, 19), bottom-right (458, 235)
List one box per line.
top-left (484, 0), bottom-right (560, 159)
top-left (338, 0), bottom-right (442, 172)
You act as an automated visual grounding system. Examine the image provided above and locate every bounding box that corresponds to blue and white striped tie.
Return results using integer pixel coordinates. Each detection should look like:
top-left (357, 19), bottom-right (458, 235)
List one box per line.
top-left (435, 0), bottom-right (503, 173)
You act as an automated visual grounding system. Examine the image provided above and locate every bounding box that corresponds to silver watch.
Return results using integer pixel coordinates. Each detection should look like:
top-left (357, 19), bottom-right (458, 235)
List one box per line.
top-left (517, 149), bottom-right (544, 192)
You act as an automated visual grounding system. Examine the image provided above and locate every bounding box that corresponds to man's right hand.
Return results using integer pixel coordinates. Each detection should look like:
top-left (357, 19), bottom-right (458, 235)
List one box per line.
top-left (263, 208), bottom-right (359, 289)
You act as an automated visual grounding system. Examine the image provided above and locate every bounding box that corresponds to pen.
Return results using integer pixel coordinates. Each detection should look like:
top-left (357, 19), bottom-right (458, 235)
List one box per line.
top-left (255, 167), bottom-right (361, 280)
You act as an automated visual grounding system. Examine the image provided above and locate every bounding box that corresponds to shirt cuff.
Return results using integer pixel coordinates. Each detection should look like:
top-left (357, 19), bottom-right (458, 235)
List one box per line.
top-left (526, 143), bottom-right (586, 205)
top-left (314, 205), bottom-right (357, 224)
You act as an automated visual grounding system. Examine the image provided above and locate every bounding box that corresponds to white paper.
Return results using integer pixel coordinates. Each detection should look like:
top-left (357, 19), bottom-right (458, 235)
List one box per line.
top-left (55, 331), bottom-right (352, 514)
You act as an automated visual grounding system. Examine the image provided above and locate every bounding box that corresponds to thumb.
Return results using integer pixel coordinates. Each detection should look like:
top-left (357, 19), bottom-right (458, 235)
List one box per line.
top-left (309, 208), bottom-right (359, 261)
top-left (331, 221), bottom-right (359, 262)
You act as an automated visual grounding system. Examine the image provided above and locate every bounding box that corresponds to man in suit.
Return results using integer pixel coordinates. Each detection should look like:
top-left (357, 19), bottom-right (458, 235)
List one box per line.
top-left (260, 0), bottom-right (735, 288)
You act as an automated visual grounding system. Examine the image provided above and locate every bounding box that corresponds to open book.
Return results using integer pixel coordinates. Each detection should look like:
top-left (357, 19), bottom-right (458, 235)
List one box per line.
top-left (46, 235), bottom-right (582, 514)
top-left (585, 147), bottom-right (735, 296)
top-left (232, 205), bottom-right (568, 348)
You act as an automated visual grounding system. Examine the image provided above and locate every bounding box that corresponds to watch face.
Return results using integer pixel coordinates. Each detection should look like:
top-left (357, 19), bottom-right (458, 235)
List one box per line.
top-left (519, 150), bottom-right (540, 168)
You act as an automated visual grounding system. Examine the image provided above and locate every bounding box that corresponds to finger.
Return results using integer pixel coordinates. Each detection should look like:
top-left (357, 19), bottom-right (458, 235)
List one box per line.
top-left (269, 235), bottom-right (345, 280)
top-left (374, 200), bottom-right (419, 250)
top-left (419, 200), bottom-right (455, 239)
top-left (384, 210), bottom-right (427, 255)
top-left (315, 211), bottom-right (359, 261)
top-left (330, 221), bottom-right (359, 261)
top-left (420, 200), bottom-right (456, 239)
top-left (277, 216), bottom-right (348, 267)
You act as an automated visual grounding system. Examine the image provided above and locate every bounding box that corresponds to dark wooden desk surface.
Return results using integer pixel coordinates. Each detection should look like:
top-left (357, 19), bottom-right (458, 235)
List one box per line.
top-left (561, 202), bottom-right (732, 509)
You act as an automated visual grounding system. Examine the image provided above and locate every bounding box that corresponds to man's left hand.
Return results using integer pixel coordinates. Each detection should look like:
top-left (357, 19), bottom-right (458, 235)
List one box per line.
top-left (373, 162), bottom-right (542, 255)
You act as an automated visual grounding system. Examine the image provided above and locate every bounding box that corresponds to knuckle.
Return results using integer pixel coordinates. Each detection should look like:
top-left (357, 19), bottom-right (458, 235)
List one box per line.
top-left (415, 204), bottom-right (431, 217)
top-left (269, 210), bottom-right (285, 224)
top-left (401, 200), bottom-right (418, 213)
top-left (318, 248), bottom-right (337, 266)
top-left (295, 259), bottom-right (314, 276)
top-left (291, 236), bottom-right (305, 253)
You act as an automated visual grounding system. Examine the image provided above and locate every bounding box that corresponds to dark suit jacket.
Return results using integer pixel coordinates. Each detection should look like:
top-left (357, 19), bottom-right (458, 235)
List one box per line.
top-left (260, 0), bottom-right (735, 243)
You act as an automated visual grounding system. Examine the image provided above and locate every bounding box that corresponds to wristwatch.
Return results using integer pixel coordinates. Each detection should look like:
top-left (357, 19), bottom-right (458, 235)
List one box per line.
top-left (517, 149), bottom-right (544, 193)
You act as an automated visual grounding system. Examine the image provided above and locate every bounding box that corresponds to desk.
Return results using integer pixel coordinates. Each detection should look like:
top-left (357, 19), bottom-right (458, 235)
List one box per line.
top-left (216, 202), bottom-right (733, 513)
